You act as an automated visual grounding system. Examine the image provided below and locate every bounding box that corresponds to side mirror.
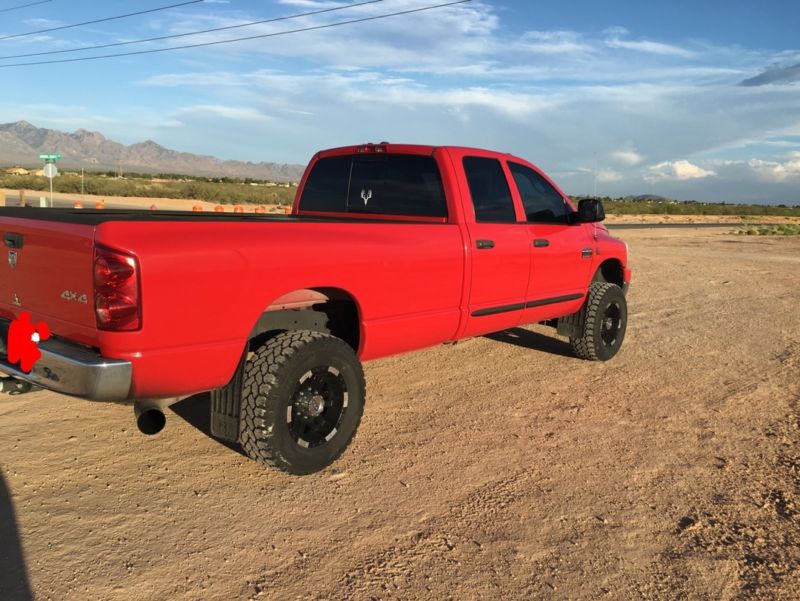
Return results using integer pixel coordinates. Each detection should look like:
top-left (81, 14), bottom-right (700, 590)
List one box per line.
top-left (577, 198), bottom-right (605, 223)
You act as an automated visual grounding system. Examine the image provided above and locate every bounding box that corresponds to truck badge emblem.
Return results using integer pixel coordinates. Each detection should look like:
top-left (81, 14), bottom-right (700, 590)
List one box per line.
top-left (360, 189), bottom-right (372, 206)
top-left (12, 292), bottom-right (21, 307)
top-left (61, 290), bottom-right (89, 304)
top-left (8, 250), bottom-right (17, 268)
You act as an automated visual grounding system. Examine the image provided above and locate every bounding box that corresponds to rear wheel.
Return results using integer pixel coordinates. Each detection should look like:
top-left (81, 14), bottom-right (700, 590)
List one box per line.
top-left (570, 282), bottom-right (627, 361)
top-left (239, 330), bottom-right (365, 475)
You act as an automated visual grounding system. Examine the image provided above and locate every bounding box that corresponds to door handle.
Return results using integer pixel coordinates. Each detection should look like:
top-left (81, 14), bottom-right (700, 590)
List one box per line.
top-left (581, 248), bottom-right (593, 258)
top-left (476, 239), bottom-right (495, 249)
top-left (533, 239), bottom-right (549, 248)
top-left (3, 232), bottom-right (24, 249)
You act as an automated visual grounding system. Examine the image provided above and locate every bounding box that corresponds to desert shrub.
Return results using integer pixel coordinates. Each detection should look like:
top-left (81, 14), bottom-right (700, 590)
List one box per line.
top-left (1, 171), bottom-right (297, 205)
top-left (737, 224), bottom-right (800, 236)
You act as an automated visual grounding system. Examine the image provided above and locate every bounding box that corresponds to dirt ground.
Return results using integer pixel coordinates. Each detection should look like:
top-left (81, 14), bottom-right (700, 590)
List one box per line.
top-left (1, 226), bottom-right (799, 601)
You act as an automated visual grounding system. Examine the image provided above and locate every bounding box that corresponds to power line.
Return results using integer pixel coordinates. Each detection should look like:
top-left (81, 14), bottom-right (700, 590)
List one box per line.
top-left (0, 0), bottom-right (387, 60)
top-left (0, 0), bottom-right (51, 14)
top-left (0, 0), bottom-right (472, 68)
top-left (0, 0), bottom-right (203, 41)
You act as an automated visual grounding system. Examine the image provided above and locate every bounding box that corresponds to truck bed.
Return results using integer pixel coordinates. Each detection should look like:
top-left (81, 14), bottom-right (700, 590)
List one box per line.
top-left (0, 206), bottom-right (393, 225)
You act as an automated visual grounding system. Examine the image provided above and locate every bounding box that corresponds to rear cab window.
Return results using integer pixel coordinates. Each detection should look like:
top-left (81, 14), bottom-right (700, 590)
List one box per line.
top-left (298, 153), bottom-right (447, 219)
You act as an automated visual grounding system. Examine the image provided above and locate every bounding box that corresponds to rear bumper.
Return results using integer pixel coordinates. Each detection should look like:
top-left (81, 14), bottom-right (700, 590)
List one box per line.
top-left (0, 327), bottom-right (132, 401)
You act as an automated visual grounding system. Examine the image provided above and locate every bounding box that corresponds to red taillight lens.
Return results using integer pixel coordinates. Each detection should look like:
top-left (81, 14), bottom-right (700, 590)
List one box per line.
top-left (94, 246), bottom-right (140, 331)
top-left (94, 254), bottom-right (134, 287)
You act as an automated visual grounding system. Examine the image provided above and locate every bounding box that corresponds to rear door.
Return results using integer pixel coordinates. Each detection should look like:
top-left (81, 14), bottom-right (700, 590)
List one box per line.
top-left (0, 217), bottom-right (97, 343)
top-left (460, 156), bottom-right (530, 338)
top-left (507, 162), bottom-right (593, 322)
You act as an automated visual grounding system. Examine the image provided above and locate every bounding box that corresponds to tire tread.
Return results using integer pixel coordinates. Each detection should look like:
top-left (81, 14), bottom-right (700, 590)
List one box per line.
top-left (570, 282), bottom-right (621, 361)
top-left (239, 330), bottom-right (365, 474)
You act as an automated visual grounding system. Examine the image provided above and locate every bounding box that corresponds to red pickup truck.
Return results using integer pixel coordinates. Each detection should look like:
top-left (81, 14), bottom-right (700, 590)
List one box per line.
top-left (0, 143), bottom-right (630, 474)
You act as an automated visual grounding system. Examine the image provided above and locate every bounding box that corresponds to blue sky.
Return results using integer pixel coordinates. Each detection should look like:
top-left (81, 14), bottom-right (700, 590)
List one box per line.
top-left (1, 0), bottom-right (799, 204)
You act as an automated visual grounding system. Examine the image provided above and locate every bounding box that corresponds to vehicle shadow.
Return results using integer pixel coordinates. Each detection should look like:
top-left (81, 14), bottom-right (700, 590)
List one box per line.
top-left (485, 327), bottom-right (573, 357)
top-left (0, 471), bottom-right (33, 601)
top-left (169, 392), bottom-right (246, 456)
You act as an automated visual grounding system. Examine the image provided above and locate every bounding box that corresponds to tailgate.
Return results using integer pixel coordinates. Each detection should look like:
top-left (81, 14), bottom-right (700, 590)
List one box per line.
top-left (0, 217), bottom-right (97, 340)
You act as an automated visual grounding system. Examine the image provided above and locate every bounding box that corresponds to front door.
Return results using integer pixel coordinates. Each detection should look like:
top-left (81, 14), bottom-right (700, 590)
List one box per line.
top-left (507, 162), bottom-right (593, 323)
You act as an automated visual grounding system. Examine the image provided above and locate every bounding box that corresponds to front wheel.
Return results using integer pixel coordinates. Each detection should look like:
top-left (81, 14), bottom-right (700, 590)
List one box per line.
top-left (570, 282), bottom-right (627, 361)
top-left (239, 330), bottom-right (365, 475)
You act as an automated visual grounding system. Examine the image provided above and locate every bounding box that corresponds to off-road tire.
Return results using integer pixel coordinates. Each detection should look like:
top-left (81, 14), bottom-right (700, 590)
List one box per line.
top-left (239, 330), bottom-right (365, 475)
top-left (570, 282), bottom-right (627, 361)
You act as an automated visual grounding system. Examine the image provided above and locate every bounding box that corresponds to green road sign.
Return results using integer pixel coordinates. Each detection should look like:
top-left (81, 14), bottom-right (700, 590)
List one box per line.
top-left (38, 153), bottom-right (62, 161)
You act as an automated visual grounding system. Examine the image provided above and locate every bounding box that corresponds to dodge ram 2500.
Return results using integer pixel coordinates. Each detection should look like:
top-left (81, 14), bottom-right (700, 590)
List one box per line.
top-left (0, 143), bottom-right (631, 474)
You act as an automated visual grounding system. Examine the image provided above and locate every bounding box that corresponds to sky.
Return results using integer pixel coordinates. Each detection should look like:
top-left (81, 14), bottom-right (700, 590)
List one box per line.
top-left (0, 0), bottom-right (799, 204)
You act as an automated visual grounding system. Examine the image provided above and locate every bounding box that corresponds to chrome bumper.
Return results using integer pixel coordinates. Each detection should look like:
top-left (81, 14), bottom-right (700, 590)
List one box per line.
top-left (0, 335), bottom-right (132, 402)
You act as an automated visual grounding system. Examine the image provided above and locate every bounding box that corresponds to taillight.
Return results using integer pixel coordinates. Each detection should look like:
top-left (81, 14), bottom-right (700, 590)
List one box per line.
top-left (93, 245), bottom-right (141, 331)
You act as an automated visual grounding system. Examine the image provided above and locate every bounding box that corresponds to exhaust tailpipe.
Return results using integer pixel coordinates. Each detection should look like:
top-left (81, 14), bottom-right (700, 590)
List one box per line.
top-left (134, 401), bottom-right (166, 435)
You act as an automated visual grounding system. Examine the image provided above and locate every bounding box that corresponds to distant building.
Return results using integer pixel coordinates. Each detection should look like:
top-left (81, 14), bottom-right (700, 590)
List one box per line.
top-left (5, 167), bottom-right (30, 175)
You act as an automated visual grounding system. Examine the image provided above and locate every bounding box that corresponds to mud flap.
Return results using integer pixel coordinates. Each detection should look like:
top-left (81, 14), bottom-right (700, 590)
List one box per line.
top-left (557, 308), bottom-right (584, 339)
top-left (210, 353), bottom-right (244, 443)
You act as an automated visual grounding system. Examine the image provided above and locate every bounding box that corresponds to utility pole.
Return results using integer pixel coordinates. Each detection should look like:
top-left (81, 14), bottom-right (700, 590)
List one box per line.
top-left (81, 168), bottom-right (85, 196)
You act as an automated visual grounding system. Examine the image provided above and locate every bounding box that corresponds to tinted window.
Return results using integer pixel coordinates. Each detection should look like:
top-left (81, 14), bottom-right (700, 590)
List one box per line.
top-left (298, 155), bottom-right (351, 212)
top-left (348, 155), bottom-right (446, 217)
top-left (509, 162), bottom-right (568, 224)
top-left (463, 157), bottom-right (516, 222)
top-left (299, 154), bottom-right (446, 217)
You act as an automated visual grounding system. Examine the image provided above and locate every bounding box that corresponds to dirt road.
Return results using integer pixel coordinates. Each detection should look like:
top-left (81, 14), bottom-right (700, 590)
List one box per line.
top-left (1, 228), bottom-right (799, 600)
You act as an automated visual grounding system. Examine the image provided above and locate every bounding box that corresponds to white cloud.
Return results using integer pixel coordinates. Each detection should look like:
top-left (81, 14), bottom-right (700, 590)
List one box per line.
top-left (611, 150), bottom-right (644, 166)
top-left (740, 153), bottom-right (800, 182)
top-left (21, 18), bottom-right (62, 28)
top-left (147, 69), bottom-right (554, 121)
top-left (517, 31), bottom-right (593, 55)
top-left (606, 38), bottom-right (695, 58)
top-left (158, 0), bottom-right (499, 72)
top-left (645, 160), bottom-right (717, 182)
top-left (597, 169), bottom-right (623, 182)
top-left (173, 105), bottom-right (272, 123)
top-left (604, 28), bottom-right (695, 58)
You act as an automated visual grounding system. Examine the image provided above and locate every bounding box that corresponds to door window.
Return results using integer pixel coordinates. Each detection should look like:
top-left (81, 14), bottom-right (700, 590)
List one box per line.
top-left (509, 162), bottom-right (569, 224)
top-left (463, 157), bottom-right (517, 223)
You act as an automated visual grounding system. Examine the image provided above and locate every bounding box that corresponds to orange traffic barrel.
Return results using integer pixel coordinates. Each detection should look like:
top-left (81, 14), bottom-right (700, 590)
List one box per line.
top-left (73, 201), bottom-right (84, 209)
top-left (253, 206), bottom-right (266, 214)
top-left (284, 206), bottom-right (291, 214)
top-left (213, 205), bottom-right (225, 212)
top-left (149, 204), bottom-right (158, 210)
top-left (95, 201), bottom-right (105, 209)
top-left (233, 205), bottom-right (244, 213)
top-left (192, 205), bottom-right (204, 212)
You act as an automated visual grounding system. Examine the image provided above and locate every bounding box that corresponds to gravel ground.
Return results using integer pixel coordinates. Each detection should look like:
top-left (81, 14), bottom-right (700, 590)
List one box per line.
top-left (1, 227), bottom-right (799, 600)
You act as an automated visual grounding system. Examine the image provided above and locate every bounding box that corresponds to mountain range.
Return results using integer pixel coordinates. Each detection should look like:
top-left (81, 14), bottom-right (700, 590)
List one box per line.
top-left (0, 121), bottom-right (305, 182)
